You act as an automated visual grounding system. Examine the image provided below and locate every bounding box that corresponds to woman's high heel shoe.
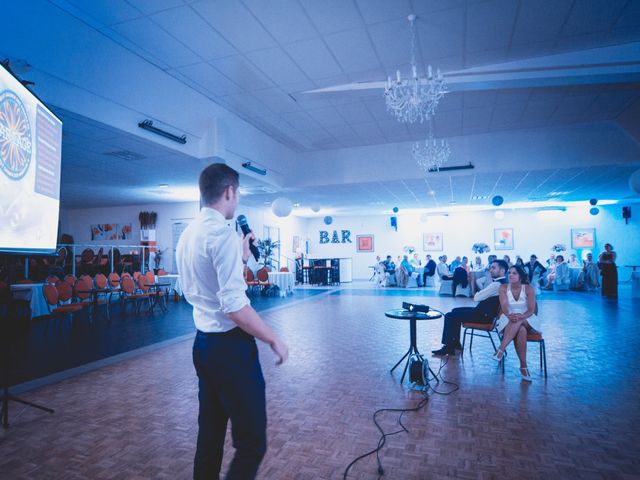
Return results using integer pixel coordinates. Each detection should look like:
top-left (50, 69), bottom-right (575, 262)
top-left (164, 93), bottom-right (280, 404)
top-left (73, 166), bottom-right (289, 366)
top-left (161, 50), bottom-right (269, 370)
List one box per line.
top-left (491, 348), bottom-right (505, 362)
top-left (520, 368), bottom-right (532, 382)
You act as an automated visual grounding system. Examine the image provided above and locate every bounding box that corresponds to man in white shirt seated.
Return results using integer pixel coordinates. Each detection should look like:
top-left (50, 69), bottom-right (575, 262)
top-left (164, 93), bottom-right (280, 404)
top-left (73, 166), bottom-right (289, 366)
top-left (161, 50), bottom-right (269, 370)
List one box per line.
top-left (432, 260), bottom-right (509, 356)
top-left (437, 255), bottom-right (453, 280)
top-left (176, 163), bottom-right (288, 480)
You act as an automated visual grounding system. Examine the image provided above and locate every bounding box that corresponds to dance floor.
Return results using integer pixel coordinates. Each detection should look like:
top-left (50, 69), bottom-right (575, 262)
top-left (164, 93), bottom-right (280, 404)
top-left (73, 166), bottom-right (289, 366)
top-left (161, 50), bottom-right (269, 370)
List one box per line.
top-left (1, 283), bottom-right (638, 479)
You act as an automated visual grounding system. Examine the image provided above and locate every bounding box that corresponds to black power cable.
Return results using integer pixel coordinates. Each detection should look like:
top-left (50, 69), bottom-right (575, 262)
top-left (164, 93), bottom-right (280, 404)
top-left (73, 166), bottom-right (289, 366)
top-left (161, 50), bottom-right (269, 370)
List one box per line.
top-left (343, 355), bottom-right (459, 479)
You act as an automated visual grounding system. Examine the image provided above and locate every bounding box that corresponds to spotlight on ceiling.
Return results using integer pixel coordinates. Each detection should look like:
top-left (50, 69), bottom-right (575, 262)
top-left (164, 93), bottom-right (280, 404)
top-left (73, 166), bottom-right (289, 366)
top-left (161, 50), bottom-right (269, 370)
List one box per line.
top-left (242, 162), bottom-right (267, 176)
top-left (138, 119), bottom-right (187, 144)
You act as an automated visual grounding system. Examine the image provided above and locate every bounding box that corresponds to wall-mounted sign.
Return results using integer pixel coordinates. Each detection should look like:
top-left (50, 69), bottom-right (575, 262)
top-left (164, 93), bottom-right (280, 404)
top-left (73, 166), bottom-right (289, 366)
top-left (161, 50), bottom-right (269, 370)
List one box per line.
top-left (319, 230), bottom-right (352, 244)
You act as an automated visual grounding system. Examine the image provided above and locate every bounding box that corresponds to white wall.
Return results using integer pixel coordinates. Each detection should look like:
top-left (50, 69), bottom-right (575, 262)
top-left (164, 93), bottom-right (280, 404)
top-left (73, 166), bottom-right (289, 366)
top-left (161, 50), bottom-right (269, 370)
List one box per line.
top-left (305, 203), bottom-right (640, 280)
top-left (61, 202), bottom-right (308, 273)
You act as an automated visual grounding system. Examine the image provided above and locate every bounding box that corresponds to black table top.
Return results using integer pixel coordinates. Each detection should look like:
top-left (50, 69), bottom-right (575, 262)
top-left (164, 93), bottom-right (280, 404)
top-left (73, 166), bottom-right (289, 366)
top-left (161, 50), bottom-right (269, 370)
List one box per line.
top-left (384, 309), bottom-right (442, 320)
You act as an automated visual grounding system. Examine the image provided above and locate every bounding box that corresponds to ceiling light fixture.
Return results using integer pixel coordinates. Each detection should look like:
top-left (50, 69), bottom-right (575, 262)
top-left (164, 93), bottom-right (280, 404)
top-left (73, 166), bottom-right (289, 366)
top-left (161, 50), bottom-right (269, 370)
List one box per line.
top-left (158, 183), bottom-right (169, 188)
top-left (138, 119), bottom-right (187, 144)
top-left (242, 161), bottom-right (267, 176)
top-left (413, 119), bottom-right (451, 172)
top-left (384, 14), bottom-right (446, 124)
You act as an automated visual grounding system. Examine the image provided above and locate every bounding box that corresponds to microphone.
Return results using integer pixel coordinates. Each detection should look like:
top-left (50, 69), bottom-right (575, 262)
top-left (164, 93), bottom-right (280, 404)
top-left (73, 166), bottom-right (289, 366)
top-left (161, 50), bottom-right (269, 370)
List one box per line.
top-left (237, 215), bottom-right (260, 262)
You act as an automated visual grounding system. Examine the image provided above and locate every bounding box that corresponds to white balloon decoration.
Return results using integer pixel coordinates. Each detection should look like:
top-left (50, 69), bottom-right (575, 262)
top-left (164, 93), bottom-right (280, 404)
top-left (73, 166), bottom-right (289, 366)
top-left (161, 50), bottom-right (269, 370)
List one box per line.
top-left (271, 197), bottom-right (293, 217)
top-left (311, 204), bottom-right (321, 213)
top-left (630, 169), bottom-right (640, 194)
top-left (419, 212), bottom-right (430, 223)
top-left (494, 210), bottom-right (505, 220)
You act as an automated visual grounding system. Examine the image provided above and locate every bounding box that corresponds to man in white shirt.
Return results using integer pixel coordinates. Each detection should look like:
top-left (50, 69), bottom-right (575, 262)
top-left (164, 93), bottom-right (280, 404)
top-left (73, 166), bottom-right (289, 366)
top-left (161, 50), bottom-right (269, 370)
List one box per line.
top-left (432, 260), bottom-right (509, 356)
top-left (436, 255), bottom-right (452, 280)
top-left (176, 163), bottom-right (288, 480)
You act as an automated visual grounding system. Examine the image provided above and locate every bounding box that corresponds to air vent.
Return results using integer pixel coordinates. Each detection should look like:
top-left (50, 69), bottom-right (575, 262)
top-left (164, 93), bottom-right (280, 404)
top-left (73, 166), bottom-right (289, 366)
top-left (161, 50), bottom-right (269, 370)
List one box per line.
top-left (104, 150), bottom-right (146, 161)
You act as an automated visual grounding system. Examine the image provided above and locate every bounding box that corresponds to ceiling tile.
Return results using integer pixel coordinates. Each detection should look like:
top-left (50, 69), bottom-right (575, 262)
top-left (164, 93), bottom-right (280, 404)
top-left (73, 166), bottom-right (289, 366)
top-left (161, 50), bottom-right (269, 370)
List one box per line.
top-left (210, 55), bottom-right (275, 91)
top-left (283, 38), bottom-right (344, 79)
top-left (355, 0), bottom-right (412, 24)
top-left (191, 0), bottom-right (277, 52)
top-left (110, 16), bottom-right (201, 67)
top-left (561, 0), bottom-right (627, 37)
top-left (151, 6), bottom-right (236, 60)
top-left (243, 0), bottom-right (317, 43)
top-left (245, 47), bottom-right (309, 85)
top-left (324, 28), bottom-right (382, 74)
top-left (300, 0), bottom-right (362, 35)
top-left (176, 62), bottom-right (242, 96)
top-left (466, 0), bottom-right (519, 54)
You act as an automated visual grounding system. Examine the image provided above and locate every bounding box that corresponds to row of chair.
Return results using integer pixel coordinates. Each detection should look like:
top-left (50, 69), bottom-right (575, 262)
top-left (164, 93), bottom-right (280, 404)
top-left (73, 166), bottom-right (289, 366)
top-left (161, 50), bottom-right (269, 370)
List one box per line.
top-left (43, 270), bottom-right (167, 319)
top-left (244, 267), bottom-right (288, 296)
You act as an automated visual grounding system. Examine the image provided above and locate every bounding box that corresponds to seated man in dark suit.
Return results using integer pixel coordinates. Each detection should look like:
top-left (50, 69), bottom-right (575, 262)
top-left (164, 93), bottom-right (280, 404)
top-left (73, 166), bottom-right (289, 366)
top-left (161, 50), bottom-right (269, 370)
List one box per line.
top-left (423, 254), bottom-right (437, 285)
top-left (382, 255), bottom-right (395, 274)
top-left (432, 260), bottom-right (509, 356)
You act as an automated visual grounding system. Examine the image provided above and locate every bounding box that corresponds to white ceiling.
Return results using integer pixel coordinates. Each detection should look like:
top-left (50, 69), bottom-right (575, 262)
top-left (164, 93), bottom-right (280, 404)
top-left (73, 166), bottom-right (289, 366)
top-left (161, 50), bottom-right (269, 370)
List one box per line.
top-left (3, 0), bottom-right (640, 212)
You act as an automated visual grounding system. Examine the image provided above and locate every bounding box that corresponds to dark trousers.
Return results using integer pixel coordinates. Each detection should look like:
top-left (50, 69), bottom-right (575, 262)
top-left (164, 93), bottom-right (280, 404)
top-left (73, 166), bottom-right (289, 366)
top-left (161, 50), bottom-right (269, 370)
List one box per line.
top-left (441, 307), bottom-right (490, 346)
top-left (192, 328), bottom-right (267, 480)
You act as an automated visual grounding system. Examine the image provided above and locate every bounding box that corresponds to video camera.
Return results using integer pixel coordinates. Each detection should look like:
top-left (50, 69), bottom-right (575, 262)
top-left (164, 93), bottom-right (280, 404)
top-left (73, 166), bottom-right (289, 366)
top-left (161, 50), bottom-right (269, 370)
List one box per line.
top-left (401, 302), bottom-right (430, 313)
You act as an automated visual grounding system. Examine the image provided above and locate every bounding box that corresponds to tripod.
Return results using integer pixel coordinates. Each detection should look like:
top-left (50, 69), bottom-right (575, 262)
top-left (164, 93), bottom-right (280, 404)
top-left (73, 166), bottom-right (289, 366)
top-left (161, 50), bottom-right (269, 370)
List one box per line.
top-left (1, 299), bottom-right (54, 428)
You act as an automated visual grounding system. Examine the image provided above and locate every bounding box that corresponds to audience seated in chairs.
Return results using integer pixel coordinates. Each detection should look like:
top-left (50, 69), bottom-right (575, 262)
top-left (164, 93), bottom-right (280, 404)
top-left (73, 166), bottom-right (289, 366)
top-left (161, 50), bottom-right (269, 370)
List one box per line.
top-left (432, 260), bottom-right (509, 356)
top-left (491, 265), bottom-right (541, 382)
top-left (400, 255), bottom-right (422, 287)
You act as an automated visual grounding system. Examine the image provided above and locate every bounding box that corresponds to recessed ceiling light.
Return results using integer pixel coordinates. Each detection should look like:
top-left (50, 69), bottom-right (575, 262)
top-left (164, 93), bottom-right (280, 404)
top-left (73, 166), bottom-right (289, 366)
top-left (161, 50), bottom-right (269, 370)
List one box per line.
top-left (449, 201), bottom-right (457, 205)
top-left (471, 195), bottom-right (488, 200)
top-left (428, 190), bottom-right (436, 196)
top-left (293, 202), bottom-right (300, 207)
top-left (158, 183), bottom-right (169, 188)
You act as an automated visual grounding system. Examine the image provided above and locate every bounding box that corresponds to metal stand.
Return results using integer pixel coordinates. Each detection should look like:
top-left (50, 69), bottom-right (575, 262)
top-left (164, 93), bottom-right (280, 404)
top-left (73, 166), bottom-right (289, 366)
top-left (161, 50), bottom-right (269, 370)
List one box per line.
top-left (1, 303), bottom-right (54, 428)
top-left (390, 316), bottom-right (439, 384)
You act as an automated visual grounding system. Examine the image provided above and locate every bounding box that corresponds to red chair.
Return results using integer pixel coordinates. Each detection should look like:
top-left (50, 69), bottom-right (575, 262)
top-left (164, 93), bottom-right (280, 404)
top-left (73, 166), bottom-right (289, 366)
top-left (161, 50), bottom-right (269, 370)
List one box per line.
top-left (244, 267), bottom-right (260, 295)
top-left (43, 283), bottom-right (84, 320)
top-left (279, 267), bottom-right (289, 272)
top-left (121, 275), bottom-right (150, 314)
top-left (64, 274), bottom-right (77, 287)
top-left (45, 274), bottom-right (60, 284)
top-left (256, 268), bottom-right (274, 295)
top-left (157, 269), bottom-right (167, 276)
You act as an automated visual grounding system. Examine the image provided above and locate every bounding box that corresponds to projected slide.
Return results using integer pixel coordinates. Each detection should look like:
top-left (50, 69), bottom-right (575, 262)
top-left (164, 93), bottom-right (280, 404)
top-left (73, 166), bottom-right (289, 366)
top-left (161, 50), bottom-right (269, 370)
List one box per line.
top-left (0, 65), bottom-right (62, 253)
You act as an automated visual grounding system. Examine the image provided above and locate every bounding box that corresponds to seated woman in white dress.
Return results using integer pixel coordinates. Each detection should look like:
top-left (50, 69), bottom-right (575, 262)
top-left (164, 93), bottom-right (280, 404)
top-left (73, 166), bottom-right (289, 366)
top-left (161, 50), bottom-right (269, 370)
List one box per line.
top-left (492, 265), bottom-right (540, 382)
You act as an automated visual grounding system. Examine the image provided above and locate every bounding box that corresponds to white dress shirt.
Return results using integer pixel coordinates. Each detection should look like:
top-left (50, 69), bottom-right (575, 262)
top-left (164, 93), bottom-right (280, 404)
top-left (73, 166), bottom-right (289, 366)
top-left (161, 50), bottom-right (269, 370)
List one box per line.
top-left (473, 276), bottom-right (506, 302)
top-left (176, 207), bottom-right (249, 332)
top-left (436, 262), bottom-right (450, 278)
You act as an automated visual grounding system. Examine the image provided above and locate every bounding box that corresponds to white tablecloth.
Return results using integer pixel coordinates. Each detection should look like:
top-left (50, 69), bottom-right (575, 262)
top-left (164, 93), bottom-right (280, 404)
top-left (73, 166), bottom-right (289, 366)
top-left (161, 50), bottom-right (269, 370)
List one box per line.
top-left (10, 283), bottom-right (50, 318)
top-left (160, 274), bottom-right (182, 296)
top-left (569, 267), bottom-right (583, 289)
top-left (268, 272), bottom-right (294, 297)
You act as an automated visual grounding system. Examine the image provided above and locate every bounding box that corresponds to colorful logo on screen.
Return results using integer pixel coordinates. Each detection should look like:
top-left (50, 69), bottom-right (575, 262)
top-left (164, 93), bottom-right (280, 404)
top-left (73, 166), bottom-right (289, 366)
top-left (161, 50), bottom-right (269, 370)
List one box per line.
top-left (0, 89), bottom-right (33, 180)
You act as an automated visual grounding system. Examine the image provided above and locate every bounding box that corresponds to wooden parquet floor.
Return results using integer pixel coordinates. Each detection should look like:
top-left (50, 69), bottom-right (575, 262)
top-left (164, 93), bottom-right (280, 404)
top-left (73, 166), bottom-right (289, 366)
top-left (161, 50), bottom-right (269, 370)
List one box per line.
top-left (1, 287), bottom-right (639, 479)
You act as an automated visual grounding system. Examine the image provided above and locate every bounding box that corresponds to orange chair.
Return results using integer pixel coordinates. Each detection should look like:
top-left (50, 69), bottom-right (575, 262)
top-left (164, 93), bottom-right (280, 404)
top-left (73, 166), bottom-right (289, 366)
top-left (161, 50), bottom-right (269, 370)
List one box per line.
top-left (461, 317), bottom-right (501, 355)
top-left (157, 269), bottom-right (167, 276)
top-left (145, 270), bottom-right (155, 284)
top-left (94, 273), bottom-right (108, 289)
top-left (279, 267), bottom-right (289, 272)
top-left (133, 271), bottom-right (142, 282)
top-left (244, 267), bottom-right (260, 295)
top-left (256, 268), bottom-right (274, 295)
top-left (121, 275), bottom-right (150, 314)
top-left (45, 274), bottom-right (60, 284)
top-left (43, 283), bottom-right (84, 319)
top-left (64, 274), bottom-right (77, 286)
top-left (526, 332), bottom-right (547, 378)
top-left (107, 272), bottom-right (122, 302)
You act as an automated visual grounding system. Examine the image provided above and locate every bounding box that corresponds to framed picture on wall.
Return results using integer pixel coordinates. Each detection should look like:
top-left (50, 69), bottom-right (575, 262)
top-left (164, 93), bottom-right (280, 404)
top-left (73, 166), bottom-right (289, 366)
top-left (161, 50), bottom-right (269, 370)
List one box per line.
top-left (571, 228), bottom-right (596, 249)
top-left (356, 234), bottom-right (374, 252)
top-left (292, 235), bottom-right (301, 253)
top-left (91, 223), bottom-right (118, 241)
top-left (423, 232), bottom-right (443, 251)
top-left (494, 228), bottom-right (514, 250)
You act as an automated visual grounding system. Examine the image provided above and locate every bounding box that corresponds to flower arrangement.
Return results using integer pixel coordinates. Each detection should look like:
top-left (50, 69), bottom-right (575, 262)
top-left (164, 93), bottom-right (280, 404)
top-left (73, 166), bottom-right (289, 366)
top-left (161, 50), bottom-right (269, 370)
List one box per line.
top-left (551, 243), bottom-right (566, 252)
top-left (472, 243), bottom-right (490, 254)
top-left (403, 245), bottom-right (416, 254)
top-left (153, 248), bottom-right (167, 269)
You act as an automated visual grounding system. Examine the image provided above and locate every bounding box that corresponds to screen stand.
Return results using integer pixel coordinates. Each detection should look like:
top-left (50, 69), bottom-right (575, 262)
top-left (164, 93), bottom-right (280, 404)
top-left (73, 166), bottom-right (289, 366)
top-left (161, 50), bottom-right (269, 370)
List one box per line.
top-left (1, 299), bottom-right (54, 428)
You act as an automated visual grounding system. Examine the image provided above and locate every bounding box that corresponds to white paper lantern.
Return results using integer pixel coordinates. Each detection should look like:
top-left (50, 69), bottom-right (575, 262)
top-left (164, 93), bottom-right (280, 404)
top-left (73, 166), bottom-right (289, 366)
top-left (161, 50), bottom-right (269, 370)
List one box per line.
top-left (494, 210), bottom-right (505, 220)
top-left (271, 197), bottom-right (293, 217)
top-left (419, 213), bottom-right (430, 223)
top-left (311, 204), bottom-right (321, 213)
top-left (630, 169), bottom-right (640, 194)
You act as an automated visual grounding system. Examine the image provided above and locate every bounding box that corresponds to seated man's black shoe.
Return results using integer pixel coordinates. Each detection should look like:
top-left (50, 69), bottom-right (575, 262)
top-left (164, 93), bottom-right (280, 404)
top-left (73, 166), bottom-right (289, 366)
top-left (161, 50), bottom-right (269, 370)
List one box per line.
top-left (452, 341), bottom-right (463, 351)
top-left (432, 346), bottom-right (455, 356)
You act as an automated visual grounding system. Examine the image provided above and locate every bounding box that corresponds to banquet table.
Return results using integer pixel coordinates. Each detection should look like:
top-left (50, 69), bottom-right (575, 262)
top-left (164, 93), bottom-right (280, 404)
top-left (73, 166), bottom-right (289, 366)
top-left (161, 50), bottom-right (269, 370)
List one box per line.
top-left (160, 274), bottom-right (182, 296)
top-left (10, 283), bottom-right (50, 319)
top-left (268, 271), bottom-right (295, 297)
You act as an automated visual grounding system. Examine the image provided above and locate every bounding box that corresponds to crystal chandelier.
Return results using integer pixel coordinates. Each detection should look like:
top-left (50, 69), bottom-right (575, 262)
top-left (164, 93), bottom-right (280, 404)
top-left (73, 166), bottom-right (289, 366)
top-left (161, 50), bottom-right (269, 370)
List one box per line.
top-left (384, 14), bottom-right (446, 124)
top-left (413, 121), bottom-right (450, 172)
